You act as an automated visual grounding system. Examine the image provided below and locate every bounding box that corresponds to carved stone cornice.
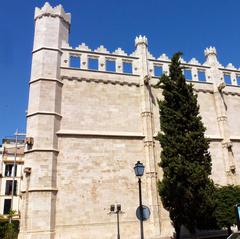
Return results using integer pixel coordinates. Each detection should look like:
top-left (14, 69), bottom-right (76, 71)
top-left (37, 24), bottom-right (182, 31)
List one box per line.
top-left (26, 111), bottom-right (62, 118)
top-left (25, 148), bottom-right (59, 154)
top-left (222, 141), bottom-right (232, 149)
top-left (223, 91), bottom-right (240, 97)
top-left (61, 76), bottom-right (140, 87)
top-left (146, 171), bottom-right (157, 178)
top-left (21, 187), bottom-right (58, 193)
top-left (32, 47), bottom-right (63, 55)
top-left (217, 116), bottom-right (227, 122)
top-left (141, 111), bottom-right (153, 117)
top-left (57, 130), bottom-right (144, 139)
top-left (144, 141), bottom-right (155, 147)
top-left (29, 77), bottom-right (63, 86)
top-left (193, 88), bottom-right (213, 94)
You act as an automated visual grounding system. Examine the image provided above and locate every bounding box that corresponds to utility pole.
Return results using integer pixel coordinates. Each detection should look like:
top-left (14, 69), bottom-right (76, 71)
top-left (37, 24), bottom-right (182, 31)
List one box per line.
top-left (109, 204), bottom-right (124, 239)
top-left (9, 129), bottom-right (25, 223)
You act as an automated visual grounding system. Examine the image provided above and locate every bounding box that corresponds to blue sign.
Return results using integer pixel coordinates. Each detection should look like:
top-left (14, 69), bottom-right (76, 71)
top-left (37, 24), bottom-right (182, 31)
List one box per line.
top-left (238, 206), bottom-right (240, 220)
top-left (136, 205), bottom-right (151, 221)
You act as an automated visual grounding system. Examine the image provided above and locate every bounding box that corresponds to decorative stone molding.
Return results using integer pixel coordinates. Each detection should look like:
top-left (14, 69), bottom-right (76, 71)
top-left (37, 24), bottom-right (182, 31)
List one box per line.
top-left (193, 88), bottom-right (214, 94)
top-left (144, 141), bottom-right (155, 147)
top-left (223, 91), bottom-right (240, 97)
top-left (229, 165), bottom-right (236, 174)
top-left (135, 35), bottom-right (148, 46)
top-left (29, 77), bottom-right (63, 86)
top-left (158, 53), bottom-right (170, 61)
top-left (24, 148), bottom-right (59, 154)
top-left (141, 111), bottom-right (153, 117)
top-left (204, 46), bottom-right (217, 57)
top-left (229, 136), bottom-right (240, 141)
top-left (21, 187), bottom-right (58, 193)
top-left (76, 43), bottom-right (91, 51)
top-left (188, 58), bottom-right (200, 65)
top-left (130, 50), bottom-right (138, 57)
top-left (144, 75), bottom-right (151, 85)
top-left (217, 82), bottom-right (226, 91)
top-left (112, 48), bottom-right (127, 56)
top-left (95, 45), bottom-right (110, 54)
top-left (61, 40), bottom-right (72, 49)
top-left (147, 51), bottom-right (155, 60)
top-left (222, 141), bottom-right (233, 149)
top-left (35, 2), bottom-right (71, 25)
top-left (179, 57), bottom-right (186, 64)
top-left (32, 47), bottom-right (63, 54)
top-left (26, 111), bottom-right (62, 118)
top-left (146, 171), bottom-right (157, 178)
top-left (226, 63), bottom-right (236, 70)
top-left (60, 40), bottom-right (240, 84)
top-left (61, 76), bottom-right (140, 87)
top-left (217, 116), bottom-right (227, 122)
top-left (204, 46), bottom-right (223, 67)
top-left (57, 130), bottom-right (144, 139)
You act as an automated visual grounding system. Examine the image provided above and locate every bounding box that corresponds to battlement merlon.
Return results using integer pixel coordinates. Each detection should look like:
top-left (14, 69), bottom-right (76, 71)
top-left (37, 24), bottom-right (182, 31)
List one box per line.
top-left (135, 35), bottom-right (148, 47)
top-left (204, 46), bottom-right (222, 67)
top-left (204, 46), bottom-right (217, 57)
top-left (35, 2), bottom-right (71, 26)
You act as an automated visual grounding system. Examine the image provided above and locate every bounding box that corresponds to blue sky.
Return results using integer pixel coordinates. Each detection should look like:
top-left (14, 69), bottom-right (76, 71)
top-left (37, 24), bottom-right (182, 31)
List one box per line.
top-left (0, 0), bottom-right (240, 142)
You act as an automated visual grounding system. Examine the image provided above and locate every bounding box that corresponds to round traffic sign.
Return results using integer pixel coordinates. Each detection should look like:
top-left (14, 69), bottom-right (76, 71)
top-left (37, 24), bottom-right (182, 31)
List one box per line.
top-left (136, 205), bottom-right (151, 221)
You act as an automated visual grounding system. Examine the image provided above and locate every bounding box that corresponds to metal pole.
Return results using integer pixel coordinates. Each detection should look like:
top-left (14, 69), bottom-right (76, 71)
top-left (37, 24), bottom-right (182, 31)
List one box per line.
top-left (235, 204), bottom-right (240, 231)
top-left (9, 129), bottom-right (18, 223)
top-left (117, 211), bottom-right (120, 239)
top-left (138, 177), bottom-right (144, 239)
top-left (0, 143), bottom-right (5, 200)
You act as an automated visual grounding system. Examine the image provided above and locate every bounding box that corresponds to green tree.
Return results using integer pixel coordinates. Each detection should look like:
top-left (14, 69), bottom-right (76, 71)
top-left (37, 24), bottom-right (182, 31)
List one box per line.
top-left (155, 52), bottom-right (214, 238)
top-left (3, 222), bottom-right (18, 239)
top-left (214, 185), bottom-right (240, 236)
top-left (0, 211), bottom-right (19, 239)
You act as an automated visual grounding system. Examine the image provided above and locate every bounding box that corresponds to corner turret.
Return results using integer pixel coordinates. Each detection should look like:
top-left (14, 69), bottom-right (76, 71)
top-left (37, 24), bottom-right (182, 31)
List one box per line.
top-left (35, 2), bottom-right (71, 25)
top-left (33, 2), bottom-right (71, 51)
top-left (135, 35), bottom-right (148, 47)
top-left (204, 46), bottom-right (221, 67)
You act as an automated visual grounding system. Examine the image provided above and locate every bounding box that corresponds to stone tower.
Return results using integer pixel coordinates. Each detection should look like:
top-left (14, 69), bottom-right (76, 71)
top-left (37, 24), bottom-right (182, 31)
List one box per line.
top-left (19, 3), bottom-right (70, 239)
top-left (19, 2), bottom-right (240, 239)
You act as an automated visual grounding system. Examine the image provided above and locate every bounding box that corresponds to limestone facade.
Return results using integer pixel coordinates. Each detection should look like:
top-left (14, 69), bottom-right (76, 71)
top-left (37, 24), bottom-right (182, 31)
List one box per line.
top-left (19, 2), bottom-right (240, 239)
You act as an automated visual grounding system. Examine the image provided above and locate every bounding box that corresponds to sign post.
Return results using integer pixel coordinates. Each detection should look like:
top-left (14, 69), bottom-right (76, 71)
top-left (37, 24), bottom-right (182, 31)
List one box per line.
top-left (235, 204), bottom-right (240, 231)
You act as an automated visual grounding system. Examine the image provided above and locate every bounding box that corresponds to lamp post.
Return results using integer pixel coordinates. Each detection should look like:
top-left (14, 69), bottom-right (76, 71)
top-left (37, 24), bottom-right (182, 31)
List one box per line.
top-left (134, 161), bottom-right (145, 239)
top-left (109, 204), bottom-right (123, 239)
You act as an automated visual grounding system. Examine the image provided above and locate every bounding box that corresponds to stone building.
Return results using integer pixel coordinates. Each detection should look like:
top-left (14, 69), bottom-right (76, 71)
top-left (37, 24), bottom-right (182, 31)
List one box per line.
top-left (0, 138), bottom-right (25, 218)
top-left (19, 2), bottom-right (240, 239)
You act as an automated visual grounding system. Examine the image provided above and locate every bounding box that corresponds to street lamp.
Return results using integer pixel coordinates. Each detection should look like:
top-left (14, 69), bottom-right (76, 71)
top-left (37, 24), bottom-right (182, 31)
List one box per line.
top-left (134, 161), bottom-right (145, 239)
top-left (109, 204), bottom-right (123, 239)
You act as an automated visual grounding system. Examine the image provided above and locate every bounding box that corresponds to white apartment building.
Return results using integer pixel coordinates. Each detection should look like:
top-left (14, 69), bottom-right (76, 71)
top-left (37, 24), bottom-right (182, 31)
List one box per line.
top-left (0, 137), bottom-right (25, 218)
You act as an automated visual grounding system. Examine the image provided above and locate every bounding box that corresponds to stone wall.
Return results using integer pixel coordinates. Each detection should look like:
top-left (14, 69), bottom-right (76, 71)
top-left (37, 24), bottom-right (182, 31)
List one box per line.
top-left (19, 2), bottom-right (240, 239)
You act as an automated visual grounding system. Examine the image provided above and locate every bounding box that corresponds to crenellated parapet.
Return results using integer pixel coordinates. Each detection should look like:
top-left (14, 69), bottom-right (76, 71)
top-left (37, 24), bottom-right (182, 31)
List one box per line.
top-left (135, 35), bottom-right (148, 46)
top-left (61, 39), bottom-right (240, 87)
top-left (35, 2), bottom-right (71, 25)
top-left (204, 46), bottom-right (223, 67)
top-left (204, 46), bottom-right (217, 56)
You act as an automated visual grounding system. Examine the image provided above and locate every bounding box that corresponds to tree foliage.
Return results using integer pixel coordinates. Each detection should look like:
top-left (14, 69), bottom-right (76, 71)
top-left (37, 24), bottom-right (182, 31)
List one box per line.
top-left (0, 220), bottom-right (19, 239)
top-left (214, 185), bottom-right (240, 235)
top-left (155, 52), bottom-right (215, 237)
top-left (0, 211), bottom-right (19, 239)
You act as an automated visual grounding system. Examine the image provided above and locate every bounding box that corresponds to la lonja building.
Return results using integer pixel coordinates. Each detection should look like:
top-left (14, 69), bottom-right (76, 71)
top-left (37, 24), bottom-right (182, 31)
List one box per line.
top-left (19, 2), bottom-right (240, 239)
